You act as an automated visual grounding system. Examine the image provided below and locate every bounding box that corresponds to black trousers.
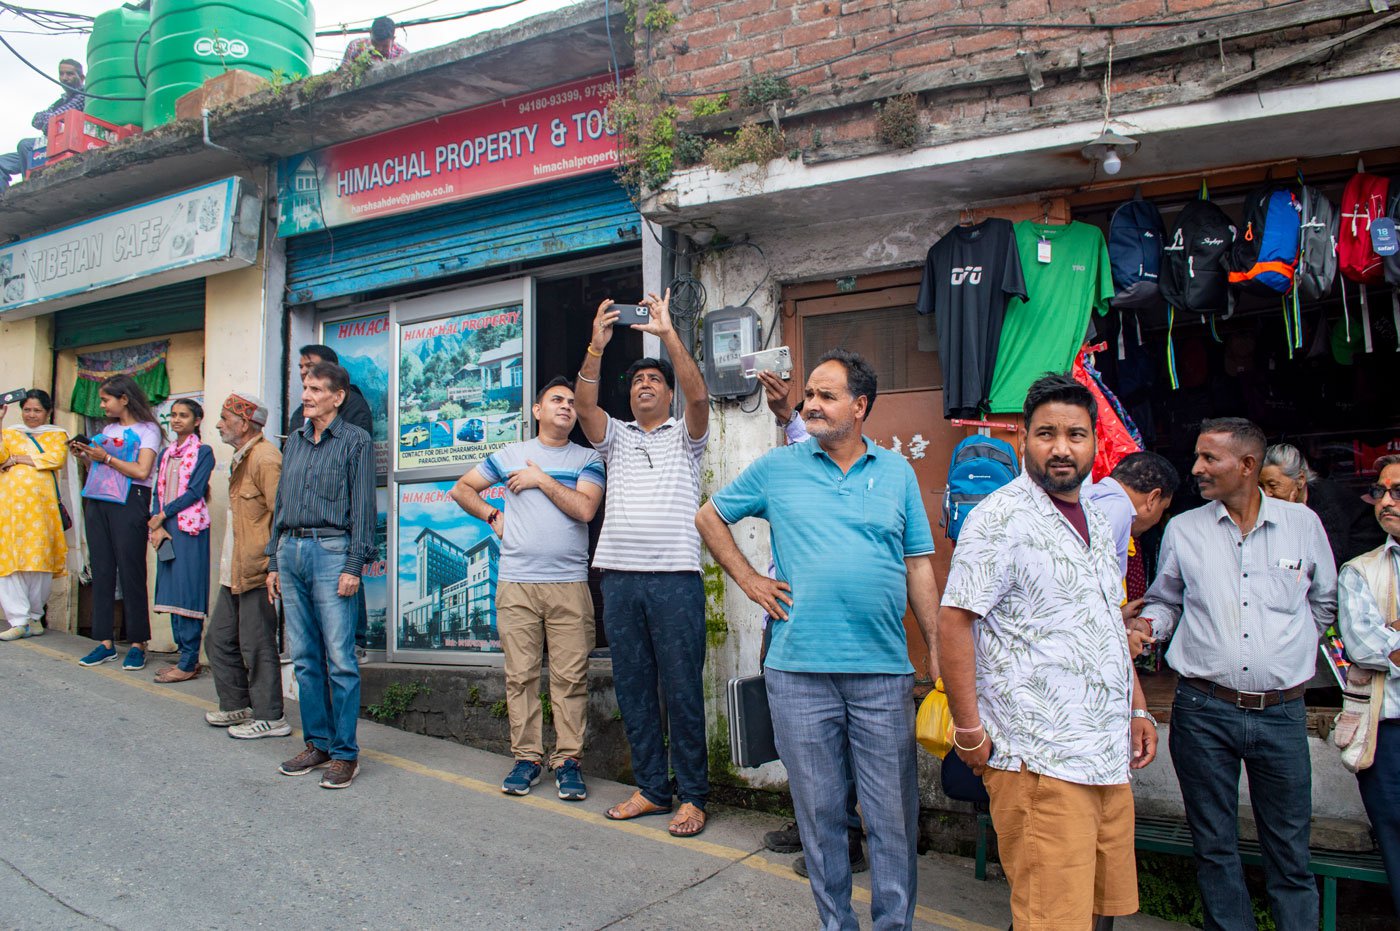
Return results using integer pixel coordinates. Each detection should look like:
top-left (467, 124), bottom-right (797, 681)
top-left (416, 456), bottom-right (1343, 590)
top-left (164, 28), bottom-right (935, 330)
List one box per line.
top-left (206, 586), bottom-right (284, 721)
top-left (85, 485), bottom-right (152, 643)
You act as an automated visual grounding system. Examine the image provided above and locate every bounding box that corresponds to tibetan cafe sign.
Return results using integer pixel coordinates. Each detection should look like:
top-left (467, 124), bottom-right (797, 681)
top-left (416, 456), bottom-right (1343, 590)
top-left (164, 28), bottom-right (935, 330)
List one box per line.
top-left (0, 177), bottom-right (258, 318)
top-left (275, 72), bottom-right (627, 238)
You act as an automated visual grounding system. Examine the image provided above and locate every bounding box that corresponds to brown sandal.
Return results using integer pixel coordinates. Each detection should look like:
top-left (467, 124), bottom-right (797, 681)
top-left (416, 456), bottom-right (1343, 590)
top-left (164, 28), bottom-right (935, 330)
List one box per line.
top-left (154, 665), bottom-right (201, 683)
top-left (668, 802), bottom-right (707, 838)
top-left (605, 790), bottom-right (672, 821)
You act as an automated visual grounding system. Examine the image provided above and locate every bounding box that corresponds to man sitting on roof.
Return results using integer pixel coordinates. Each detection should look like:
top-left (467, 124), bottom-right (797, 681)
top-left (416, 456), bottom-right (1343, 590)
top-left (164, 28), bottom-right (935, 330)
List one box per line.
top-left (341, 17), bottom-right (408, 68)
top-left (0, 59), bottom-right (85, 192)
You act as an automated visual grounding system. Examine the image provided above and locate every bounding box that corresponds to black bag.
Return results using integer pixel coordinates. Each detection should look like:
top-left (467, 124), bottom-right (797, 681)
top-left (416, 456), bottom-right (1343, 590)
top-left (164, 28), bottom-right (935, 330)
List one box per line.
top-left (1160, 198), bottom-right (1236, 316)
top-left (726, 673), bottom-right (779, 768)
top-left (940, 751), bottom-right (990, 805)
top-left (1107, 195), bottom-right (1167, 314)
top-left (26, 433), bottom-right (72, 530)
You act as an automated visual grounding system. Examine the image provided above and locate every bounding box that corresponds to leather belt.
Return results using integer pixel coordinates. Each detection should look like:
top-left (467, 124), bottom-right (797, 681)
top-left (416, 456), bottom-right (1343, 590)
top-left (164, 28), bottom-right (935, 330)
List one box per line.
top-left (1182, 677), bottom-right (1306, 710)
top-left (287, 527), bottom-right (347, 539)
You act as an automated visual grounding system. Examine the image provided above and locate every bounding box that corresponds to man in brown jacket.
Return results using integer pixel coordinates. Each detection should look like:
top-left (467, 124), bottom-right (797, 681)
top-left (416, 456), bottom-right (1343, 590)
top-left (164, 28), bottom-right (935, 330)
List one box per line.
top-left (206, 393), bottom-right (290, 739)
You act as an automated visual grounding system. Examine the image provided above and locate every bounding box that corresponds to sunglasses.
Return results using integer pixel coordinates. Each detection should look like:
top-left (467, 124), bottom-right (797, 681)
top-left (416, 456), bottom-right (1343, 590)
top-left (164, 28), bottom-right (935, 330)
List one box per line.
top-left (1368, 484), bottom-right (1400, 503)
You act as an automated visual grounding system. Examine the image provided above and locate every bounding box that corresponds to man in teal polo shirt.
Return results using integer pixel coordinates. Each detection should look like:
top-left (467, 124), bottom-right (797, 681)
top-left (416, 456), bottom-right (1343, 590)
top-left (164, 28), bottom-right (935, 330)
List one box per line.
top-left (697, 348), bottom-right (941, 931)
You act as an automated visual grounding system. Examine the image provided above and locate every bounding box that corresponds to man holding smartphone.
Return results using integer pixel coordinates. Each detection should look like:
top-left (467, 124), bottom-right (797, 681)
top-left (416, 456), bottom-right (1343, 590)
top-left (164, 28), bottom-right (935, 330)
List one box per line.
top-left (574, 289), bottom-right (713, 839)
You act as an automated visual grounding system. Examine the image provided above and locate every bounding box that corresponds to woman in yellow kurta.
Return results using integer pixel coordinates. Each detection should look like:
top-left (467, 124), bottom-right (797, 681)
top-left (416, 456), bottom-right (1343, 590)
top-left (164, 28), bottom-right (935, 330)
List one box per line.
top-left (0, 390), bottom-right (69, 640)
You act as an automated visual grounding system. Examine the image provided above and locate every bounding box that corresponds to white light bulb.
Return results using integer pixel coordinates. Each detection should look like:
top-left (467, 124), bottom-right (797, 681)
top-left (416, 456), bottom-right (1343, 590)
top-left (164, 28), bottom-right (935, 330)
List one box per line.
top-left (1102, 148), bottom-right (1122, 175)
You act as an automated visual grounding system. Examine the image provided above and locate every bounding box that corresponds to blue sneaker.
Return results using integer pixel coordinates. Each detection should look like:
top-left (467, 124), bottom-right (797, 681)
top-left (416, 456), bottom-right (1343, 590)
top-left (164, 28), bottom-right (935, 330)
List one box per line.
top-left (122, 646), bottom-right (146, 670)
top-left (78, 644), bottom-right (117, 666)
top-left (554, 758), bottom-right (587, 801)
top-left (501, 760), bottom-right (542, 796)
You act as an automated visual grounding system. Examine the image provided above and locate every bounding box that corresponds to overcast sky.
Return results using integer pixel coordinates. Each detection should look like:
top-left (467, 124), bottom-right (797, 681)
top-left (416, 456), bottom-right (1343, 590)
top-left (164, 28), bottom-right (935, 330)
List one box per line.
top-left (1, 0), bottom-right (580, 157)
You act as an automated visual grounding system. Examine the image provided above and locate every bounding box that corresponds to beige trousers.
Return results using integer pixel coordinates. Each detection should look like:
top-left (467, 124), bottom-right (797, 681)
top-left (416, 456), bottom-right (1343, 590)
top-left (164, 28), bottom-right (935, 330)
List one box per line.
top-left (496, 581), bottom-right (595, 767)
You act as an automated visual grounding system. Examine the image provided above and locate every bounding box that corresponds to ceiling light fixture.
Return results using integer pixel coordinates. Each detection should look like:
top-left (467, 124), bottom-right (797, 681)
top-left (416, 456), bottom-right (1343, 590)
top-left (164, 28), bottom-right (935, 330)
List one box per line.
top-left (1082, 129), bottom-right (1139, 176)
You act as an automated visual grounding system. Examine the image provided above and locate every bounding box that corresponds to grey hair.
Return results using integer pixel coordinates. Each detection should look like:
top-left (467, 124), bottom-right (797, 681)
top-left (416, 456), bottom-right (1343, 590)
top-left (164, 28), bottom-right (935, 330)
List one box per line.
top-left (1262, 443), bottom-right (1316, 485)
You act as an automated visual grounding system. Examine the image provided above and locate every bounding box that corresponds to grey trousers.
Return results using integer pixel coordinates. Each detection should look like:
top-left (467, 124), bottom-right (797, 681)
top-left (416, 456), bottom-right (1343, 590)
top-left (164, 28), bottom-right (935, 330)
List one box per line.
top-left (207, 585), bottom-right (284, 721)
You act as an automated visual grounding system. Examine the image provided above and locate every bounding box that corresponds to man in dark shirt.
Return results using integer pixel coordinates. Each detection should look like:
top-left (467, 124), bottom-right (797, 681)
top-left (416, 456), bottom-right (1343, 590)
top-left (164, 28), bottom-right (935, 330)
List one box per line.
top-left (286, 344), bottom-right (372, 435)
top-left (1, 59), bottom-right (85, 192)
top-left (266, 362), bottom-right (375, 789)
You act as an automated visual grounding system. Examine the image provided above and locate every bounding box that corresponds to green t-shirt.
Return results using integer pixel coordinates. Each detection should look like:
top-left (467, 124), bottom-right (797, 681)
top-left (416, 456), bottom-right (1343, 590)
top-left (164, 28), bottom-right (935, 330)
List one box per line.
top-left (987, 220), bottom-right (1113, 413)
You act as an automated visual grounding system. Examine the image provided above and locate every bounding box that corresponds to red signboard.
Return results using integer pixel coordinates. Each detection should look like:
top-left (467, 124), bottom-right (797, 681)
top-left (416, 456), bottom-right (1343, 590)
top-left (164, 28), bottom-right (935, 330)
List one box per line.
top-left (276, 71), bottom-right (628, 236)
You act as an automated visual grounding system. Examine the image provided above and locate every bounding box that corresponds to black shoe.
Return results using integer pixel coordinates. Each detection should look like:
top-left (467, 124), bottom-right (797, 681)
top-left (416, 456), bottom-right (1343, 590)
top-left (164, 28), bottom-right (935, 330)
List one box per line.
top-left (764, 821), bottom-right (802, 854)
top-left (792, 834), bottom-right (869, 878)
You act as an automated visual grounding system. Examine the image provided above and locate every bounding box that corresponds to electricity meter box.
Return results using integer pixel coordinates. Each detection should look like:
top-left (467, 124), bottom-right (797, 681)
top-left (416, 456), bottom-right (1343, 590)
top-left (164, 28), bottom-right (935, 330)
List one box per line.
top-left (703, 306), bottom-right (760, 400)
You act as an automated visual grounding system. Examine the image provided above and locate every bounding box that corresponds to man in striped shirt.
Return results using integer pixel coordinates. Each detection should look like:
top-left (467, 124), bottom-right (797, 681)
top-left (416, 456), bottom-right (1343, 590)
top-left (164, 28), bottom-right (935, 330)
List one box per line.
top-left (265, 362), bottom-right (376, 790)
top-left (0, 59), bottom-right (84, 192)
top-left (1142, 417), bottom-right (1336, 931)
top-left (575, 289), bottom-right (713, 839)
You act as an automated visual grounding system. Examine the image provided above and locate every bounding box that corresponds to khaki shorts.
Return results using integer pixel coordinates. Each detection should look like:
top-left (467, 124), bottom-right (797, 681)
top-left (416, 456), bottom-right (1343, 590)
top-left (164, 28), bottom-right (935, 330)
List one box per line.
top-left (983, 765), bottom-right (1137, 929)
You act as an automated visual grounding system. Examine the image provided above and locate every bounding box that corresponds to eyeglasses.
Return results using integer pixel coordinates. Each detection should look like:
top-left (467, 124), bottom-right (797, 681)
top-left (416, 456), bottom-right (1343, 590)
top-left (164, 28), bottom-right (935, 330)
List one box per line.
top-left (1369, 484), bottom-right (1400, 503)
top-left (635, 446), bottom-right (653, 469)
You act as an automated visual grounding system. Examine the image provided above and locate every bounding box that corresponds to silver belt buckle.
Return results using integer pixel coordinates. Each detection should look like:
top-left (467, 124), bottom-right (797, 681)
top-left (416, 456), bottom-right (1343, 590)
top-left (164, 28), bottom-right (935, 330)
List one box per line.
top-left (1235, 690), bottom-right (1268, 711)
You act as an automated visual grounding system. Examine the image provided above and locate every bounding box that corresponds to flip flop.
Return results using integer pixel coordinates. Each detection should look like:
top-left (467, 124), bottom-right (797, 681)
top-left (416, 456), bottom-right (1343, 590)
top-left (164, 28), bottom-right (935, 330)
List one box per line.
top-left (605, 790), bottom-right (672, 821)
top-left (668, 803), bottom-right (707, 838)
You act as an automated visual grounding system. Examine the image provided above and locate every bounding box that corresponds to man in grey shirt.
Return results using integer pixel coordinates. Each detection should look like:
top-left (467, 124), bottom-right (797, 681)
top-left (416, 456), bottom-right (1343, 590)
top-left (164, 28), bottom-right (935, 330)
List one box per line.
top-left (1142, 417), bottom-right (1336, 931)
top-left (451, 377), bottom-right (605, 801)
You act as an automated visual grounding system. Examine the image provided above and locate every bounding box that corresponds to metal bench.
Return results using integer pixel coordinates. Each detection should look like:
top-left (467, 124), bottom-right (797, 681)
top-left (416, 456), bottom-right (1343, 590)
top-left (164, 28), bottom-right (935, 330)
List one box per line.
top-left (973, 812), bottom-right (1388, 931)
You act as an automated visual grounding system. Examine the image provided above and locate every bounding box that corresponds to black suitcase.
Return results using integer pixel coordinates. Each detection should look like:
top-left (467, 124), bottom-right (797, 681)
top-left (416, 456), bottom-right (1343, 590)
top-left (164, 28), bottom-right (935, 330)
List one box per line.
top-left (726, 673), bottom-right (779, 768)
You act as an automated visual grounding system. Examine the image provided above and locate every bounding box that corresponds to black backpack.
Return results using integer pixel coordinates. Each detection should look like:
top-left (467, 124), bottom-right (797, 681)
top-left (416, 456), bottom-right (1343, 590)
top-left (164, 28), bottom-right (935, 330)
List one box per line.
top-left (1108, 195), bottom-right (1166, 314)
top-left (1160, 198), bottom-right (1237, 316)
top-left (1297, 184), bottom-right (1340, 302)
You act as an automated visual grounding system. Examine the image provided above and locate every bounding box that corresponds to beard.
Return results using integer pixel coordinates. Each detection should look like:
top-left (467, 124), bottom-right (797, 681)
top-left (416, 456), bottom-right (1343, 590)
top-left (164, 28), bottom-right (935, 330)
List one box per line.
top-left (1027, 455), bottom-right (1091, 495)
top-left (805, 414), bottom-right (854, 443)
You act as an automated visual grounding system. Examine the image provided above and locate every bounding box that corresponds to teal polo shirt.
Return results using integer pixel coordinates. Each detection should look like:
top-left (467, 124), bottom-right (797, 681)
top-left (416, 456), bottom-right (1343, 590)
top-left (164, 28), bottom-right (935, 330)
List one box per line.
top-left (712, 436), bottom-right (935, 674)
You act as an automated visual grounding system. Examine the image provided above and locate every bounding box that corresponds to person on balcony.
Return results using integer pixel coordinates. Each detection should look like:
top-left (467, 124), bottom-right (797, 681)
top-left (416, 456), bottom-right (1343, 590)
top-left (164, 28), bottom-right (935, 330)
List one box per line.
top-left (0, 59), bottom-right (85, 192)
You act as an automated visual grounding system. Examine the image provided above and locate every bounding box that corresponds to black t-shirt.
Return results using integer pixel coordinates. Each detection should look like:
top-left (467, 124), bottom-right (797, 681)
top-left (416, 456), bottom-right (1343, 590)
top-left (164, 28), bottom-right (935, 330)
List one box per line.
top-left (915, 219), bottom-right (1028, 419)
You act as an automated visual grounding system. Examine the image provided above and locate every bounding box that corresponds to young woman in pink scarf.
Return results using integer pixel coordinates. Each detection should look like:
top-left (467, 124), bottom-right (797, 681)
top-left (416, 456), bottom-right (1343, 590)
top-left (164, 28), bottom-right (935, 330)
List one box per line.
top-left (149, 398), bottom-right (215, 683)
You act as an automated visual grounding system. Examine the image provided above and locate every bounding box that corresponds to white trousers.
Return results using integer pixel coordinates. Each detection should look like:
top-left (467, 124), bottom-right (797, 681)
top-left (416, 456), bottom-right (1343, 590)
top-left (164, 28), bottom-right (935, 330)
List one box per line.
top-left (0, 571), bottom-right (52, 625)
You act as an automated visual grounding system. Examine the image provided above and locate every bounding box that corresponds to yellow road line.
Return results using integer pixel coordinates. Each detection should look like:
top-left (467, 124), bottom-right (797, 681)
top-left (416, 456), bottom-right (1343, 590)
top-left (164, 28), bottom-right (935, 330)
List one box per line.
top-left (16, 639), bottom-right (999, 931)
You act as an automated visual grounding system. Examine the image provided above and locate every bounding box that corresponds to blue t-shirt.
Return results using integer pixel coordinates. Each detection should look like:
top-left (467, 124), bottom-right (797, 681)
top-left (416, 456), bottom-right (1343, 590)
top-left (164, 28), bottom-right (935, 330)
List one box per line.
top-left (711, 437), bottom-right (935, 674)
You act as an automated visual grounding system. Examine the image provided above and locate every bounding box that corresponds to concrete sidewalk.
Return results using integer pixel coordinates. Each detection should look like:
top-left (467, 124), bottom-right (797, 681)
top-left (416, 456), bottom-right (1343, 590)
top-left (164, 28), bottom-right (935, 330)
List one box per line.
top-left (0, 632), bottom-right (1184, 930)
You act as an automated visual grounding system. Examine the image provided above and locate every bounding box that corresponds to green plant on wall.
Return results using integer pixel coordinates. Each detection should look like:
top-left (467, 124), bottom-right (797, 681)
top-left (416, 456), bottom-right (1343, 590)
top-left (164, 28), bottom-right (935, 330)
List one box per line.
top-left (623, 0), bottom-right (677, 33)
top-left (740, 74), bottom-right (791, 108)
top-left (874, 93), bottom-right (920, 149)
top-left (609, 76), bottom-right (681, 195)
top-left (705, 121), bottom-right (788, 172)
top-left (690, 94), bottom-right (729, 118)
top-left (366, 681), bottom-right (429, 721)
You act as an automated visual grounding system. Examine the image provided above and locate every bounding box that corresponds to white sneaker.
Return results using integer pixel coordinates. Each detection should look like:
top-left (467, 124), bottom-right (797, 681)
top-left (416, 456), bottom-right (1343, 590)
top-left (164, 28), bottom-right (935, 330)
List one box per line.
top-left (0, 625), bottom-right (28, 641)
top-left (27, 622), bottom-right (43, 637)
top-left (229, 717), bottom-right (293, 740)
top-left (205, 707), bottom-right (253, 727)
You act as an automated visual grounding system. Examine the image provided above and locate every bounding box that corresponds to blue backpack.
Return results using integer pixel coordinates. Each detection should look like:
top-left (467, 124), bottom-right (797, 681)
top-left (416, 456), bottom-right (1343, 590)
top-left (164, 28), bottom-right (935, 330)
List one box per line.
top-left (1229, 186), bottom-right (1301, 294)
top-left (1108, 196), bottom-right (1167, 315)
top-left (942, 435), bottom-right (1018, 541)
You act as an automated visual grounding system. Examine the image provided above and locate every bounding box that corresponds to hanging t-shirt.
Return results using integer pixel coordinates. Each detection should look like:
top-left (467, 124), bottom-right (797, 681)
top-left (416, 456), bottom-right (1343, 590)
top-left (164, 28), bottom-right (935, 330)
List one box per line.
top-left (986, 221), bottom-right (1114, 413)
top-left (915, 218), bottom-right (1027, 419)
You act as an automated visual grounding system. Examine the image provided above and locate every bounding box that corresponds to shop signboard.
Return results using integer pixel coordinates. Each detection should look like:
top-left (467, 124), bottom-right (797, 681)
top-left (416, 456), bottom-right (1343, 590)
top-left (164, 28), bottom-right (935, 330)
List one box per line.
top-left (395, 480), bottom-right (503, 654)
top-left (321, 312), bottom-right (391, 476)
top-left (275, 72), bottom-right (626, 237)
top-left (396, 304), bottom-right (525, 471)
top-left (0, 177), bottom-right (258, 318)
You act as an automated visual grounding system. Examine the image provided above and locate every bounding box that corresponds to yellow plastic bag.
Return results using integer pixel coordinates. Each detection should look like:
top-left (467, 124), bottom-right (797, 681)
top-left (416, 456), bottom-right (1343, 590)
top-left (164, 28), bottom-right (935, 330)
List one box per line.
top-left (916, 678), bottom-right (955, 759)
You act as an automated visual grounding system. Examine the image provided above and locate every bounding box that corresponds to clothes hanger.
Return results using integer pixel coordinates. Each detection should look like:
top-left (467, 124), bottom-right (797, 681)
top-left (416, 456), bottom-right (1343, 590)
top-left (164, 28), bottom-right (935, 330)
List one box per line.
top-left (959, 207), bottom-right (976, 227)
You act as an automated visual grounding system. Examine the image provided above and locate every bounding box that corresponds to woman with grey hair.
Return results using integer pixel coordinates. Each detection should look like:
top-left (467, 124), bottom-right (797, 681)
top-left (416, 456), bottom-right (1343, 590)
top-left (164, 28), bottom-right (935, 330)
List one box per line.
top-left (1261, 442), bottom-right (1383, 566)
top-left (1260, 443), bottom-right (1316, 504)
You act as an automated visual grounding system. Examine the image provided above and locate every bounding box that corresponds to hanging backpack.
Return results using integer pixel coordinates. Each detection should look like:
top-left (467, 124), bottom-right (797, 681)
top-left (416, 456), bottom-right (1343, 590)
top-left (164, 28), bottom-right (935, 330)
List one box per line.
top-left (1108, 195), bottom-right (1166, 314)
top-left (1338, 173), bottom-right (1390, 285)
top-left (1296, 184), bottom-right (1339, 302)
top-left (1229, 186), bottom-right (1301, 294)
top-left (1160, 198), bottom-right (1236, 315)
top-left (1385, 186), bottom-right (1400, 287)
top-left (942, 435), bottom-right (1018, 542)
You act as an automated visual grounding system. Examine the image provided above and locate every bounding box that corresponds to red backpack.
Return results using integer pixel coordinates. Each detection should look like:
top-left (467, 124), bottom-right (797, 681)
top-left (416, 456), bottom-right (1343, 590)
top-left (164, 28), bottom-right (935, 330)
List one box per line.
top-left (1338, 173), bottom-right (1390, 284)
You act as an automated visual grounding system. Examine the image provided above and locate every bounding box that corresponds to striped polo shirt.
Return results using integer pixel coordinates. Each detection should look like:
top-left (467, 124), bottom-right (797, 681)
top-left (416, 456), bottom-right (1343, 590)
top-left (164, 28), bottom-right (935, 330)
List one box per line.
top-left (592, 415), bottom-right (708, 573)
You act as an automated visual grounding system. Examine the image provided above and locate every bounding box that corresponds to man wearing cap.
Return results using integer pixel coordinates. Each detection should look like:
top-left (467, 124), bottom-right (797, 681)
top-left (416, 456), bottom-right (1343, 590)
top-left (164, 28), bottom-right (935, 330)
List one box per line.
top-left (206, 393), bottom-right (290, 739)
top-left (341, 17), bottom-right (407, 66)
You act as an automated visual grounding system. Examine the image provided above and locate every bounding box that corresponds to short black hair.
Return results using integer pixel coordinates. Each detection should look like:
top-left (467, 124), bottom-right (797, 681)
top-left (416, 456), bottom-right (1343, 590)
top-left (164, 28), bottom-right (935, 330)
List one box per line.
top-left (535, 376), bottom-right (575, 404)
top-left (23, 388), bottom-right (53, 412)
top-left (371, 16), bottom-right (396, 41)
top-left (1375, 454), bottom-right (1400, 477)
top-left (1200, 416), bottom-right (1266, 460)
top-left (171, 397), bottom-right (204, 422)
top-left (1023, 372), bottom-right (1096, 428)
top-left (299, 343), bottom-right (339, 364)
top-left (1111, 451), bottom-right (1180, 498)
top-left (815, 348), bottom-right (878, 418)
top-left (307, 361), bottom-right (351, 394)
top-left (59, 58), bottom-right (83, 78)
top-left (625, 357), bottom-right (675, 391)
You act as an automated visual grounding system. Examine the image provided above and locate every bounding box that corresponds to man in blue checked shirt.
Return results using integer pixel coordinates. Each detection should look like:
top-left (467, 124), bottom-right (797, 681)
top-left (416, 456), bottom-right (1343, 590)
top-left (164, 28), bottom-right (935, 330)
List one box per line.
top-left (0, 59), bottom-right (84, 192)
top-left (697, 349), bottom-right (941, 931)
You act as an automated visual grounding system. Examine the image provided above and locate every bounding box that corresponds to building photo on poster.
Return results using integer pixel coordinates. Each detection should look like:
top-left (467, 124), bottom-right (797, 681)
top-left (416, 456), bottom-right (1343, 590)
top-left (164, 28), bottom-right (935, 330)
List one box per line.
top-left (363, 488), bottom-right (389, 651)
top-left (397, 305), bottom-right (524, 471)
top-left (396, 480), bottom-right (503, 654)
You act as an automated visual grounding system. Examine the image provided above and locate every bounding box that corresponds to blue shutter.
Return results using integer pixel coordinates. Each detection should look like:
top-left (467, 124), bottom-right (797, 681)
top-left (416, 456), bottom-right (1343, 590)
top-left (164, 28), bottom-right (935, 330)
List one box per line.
top-left (284, 174), bottom-right (639, 304)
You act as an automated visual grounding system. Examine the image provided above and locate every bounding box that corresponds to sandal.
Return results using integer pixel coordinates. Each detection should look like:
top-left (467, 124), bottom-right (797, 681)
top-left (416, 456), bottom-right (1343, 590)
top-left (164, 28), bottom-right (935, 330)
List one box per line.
top-left (605, 790), bottom-right (672, 821)
top-left (154, 665), bottom-right (201, 683)
top-left (668, 802), bottom-right (707, 838)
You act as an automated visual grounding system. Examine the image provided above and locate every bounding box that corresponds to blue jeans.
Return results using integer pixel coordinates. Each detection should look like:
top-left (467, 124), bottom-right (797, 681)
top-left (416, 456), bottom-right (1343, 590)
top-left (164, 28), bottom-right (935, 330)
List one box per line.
top-left (278, 535), bottom-right (362, 760)
top-left (767, 669), bottom-right (918, 931)
top-left (0, 138), bottom-right (36, 189)
top-left (1357, 719), bottom-right (1400, 915)
top-left (1170, 682), bottom-right (1316, 931)
top-left (602, 570), bottom-right (708, 809)
top-left (171, 616), bottom-right (203, 672)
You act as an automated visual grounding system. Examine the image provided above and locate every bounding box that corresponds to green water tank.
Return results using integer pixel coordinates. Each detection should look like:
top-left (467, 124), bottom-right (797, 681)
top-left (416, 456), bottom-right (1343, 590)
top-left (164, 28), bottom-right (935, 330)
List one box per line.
top-left (142, 0), bottom-right (314, 130)
top-left (85, 4), bottom-right (151, 128)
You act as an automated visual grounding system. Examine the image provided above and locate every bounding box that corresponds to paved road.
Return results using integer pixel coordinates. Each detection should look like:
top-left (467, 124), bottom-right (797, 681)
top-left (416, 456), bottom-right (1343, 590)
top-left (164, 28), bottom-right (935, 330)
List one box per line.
top-left (0, 633), bottom-right (1182, 930)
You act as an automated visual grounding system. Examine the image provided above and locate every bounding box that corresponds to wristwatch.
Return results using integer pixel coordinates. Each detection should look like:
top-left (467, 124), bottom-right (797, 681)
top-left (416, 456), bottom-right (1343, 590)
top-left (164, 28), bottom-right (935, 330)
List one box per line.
top-left (1131, 709), bottom-right (1158, 727)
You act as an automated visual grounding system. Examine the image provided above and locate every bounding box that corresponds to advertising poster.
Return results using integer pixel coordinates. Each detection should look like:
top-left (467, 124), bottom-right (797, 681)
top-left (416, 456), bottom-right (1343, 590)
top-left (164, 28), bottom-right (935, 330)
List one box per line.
top-left (362, 488), bottom-right (389, 651)
top-left (276, 72), bottom-right (627, 237)
top-left (396, 480), bottom-right (503, 654)
top-left (321, 313), bottom-right (391, 475)
top-left (397, 305), bottom-right (524, 471)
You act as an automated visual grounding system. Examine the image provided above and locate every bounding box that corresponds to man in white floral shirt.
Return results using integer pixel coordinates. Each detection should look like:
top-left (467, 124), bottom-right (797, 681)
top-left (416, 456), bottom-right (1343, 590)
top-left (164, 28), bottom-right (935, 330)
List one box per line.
top-left (939, 373), bottom-right (1157, 930)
